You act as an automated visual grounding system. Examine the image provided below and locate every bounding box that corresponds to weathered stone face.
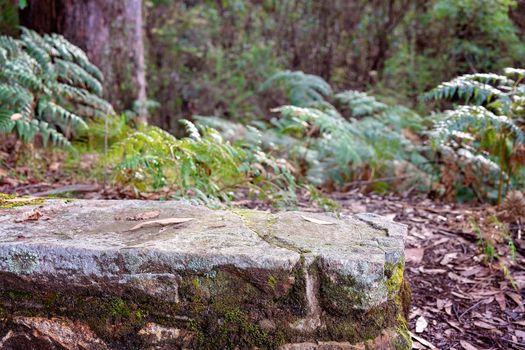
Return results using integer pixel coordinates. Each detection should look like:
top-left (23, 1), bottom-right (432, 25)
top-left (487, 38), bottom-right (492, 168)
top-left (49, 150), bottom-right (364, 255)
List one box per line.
top-left (0, 200), bottom-right (411, 349)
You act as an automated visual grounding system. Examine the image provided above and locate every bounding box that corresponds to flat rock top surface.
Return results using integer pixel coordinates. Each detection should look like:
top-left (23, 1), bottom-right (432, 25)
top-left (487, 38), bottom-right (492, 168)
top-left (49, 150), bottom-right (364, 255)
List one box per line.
top-left (0, 200), bottom-right (406, 284)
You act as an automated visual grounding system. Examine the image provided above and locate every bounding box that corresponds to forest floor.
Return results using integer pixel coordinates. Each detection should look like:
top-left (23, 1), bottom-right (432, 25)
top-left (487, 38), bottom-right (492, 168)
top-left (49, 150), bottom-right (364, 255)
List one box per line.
top-left (325, 192), bottom-right (525, 350)
top-left (1, 175), bottom-right (525, 350)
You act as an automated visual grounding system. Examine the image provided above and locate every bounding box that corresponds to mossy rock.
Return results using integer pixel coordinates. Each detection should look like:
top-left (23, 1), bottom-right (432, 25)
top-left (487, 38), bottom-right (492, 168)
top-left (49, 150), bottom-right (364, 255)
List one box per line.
top-left (0, 200), bottom-right (412, 349)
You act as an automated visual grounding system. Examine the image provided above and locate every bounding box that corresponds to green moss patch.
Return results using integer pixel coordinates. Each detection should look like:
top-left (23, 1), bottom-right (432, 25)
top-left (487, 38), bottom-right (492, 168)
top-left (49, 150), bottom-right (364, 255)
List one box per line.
top-left (0, 257), bottom-right (412, 349)
top-left (0, 193), bottom-right (45, 209)
top-left (385, 261), bottom-right (405, 298)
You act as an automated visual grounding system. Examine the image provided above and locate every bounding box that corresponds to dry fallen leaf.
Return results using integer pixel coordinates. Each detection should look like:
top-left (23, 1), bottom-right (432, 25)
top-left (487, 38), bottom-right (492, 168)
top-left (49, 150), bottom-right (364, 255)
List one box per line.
top-left (14, 209), bottom-right (43, 222)
top-left (446, 320), bottom-right (463, 332)
top-left (48, 162), bottom-right (61, 172)
top-left (128, 217), bottom-right (194, 231)
top-left (301, 215), bottom-right (336, 225)
top-left (409, 331), bottom-right (437, 349)
top-left (436, 299), bottom-right (451, 310)
top-left (420, 267), bottom-right (447, 274)
top-left (126, 211), bottom-right (160, 221)
top-left (415, 316), bottom-right (428, 333)
top-left (405, 248), bottom-right (425, 264)
top-left (473, 320), bottom-right (495, 330)
top-left (460, 340), bottom-right (479, 350)
top-left (411, 341), bottom-right (425, 350)
top-left (506, 292), bottom-right (524, 312)
top-left (440, 252), bottom-right (458, 265)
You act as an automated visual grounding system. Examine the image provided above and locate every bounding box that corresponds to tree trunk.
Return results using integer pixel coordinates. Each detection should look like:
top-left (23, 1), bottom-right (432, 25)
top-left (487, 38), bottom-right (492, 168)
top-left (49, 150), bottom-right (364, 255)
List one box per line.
top-left (20, 0), bottom-right (148, 123)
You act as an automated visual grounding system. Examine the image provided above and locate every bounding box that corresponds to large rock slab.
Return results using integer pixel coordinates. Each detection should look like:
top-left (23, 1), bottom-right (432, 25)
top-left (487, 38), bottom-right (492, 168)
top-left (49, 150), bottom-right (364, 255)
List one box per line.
top-left (0, 200), bottom-right (411, 349)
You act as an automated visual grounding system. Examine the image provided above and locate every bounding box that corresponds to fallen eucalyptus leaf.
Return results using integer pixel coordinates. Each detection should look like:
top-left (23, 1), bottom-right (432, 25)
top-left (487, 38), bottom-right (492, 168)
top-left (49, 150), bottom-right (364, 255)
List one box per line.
top-left (4, 197), bottom-right (39, 203)
top-left (129, 217), bottom-right (194, 231)
top-left (405, 248), bottom-right (425, 264)
top-left (415, 316), bottom-right (428, 333)
top-left (301, 215), bottom-right (336, 225)
top-left (14, 209), bottom-right (43, 222)
top-left (409, 331), bottom-right (437, 349)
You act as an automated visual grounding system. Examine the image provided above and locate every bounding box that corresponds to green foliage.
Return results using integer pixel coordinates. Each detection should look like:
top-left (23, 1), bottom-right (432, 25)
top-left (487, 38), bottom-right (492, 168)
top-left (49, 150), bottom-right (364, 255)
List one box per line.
top-left (335, 90), bottom-right (388, 117)
top-left (425, 69), bottom-right (525, 203)
top-left (267, 75), bottom-right (429, 190)
top-left (271, 102), bottom-right (428, 189)
top-left (144, 0), bottom-right (525, 132)
top-left (199, 72), bottom-right (430, 194)
top-left (0, 1), bottom-right (19, 36)
top-left (108, 121), bottom-right (296, 206)
top-left (145, 1), bottom-right (282, 131)
top-left (382, 0), bottom-right (525, 101)
top-left (0, 28), bottom-right (113, 147)
top-left (261, 70), bottom-right (332, 107)
top-left (431, 0), bottom-right (523, 72)
top-left (470, 216), bottom-right (518, 287)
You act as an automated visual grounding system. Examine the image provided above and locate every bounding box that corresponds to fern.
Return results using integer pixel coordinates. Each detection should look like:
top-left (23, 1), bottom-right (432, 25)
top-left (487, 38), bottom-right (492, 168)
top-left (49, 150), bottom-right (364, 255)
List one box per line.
top-left (108, 122), bottom-right (296, 204)
top-left (425, 68), bottom-right (525, 203)
top-left (421, 72), bottom-right (525, 115)
top-left (199, 74), bottom-right (431, 192)
top-left (269, 99), bottom-right (428, 189)
top-left (0, 28), bottom-right (113, 147)
top-left (433, 106), bottom-right (524, 144)
top-left (335, 90), bottom-right (388, 117)
top-left (260, 70), bottom-right (332, 106)
top-left (504, 68), bottom-right (525, 80)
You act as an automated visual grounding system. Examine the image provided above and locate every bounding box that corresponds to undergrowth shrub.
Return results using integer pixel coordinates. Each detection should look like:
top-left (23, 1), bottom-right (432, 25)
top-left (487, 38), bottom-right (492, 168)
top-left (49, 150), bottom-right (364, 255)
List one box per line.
top-left (0, 28), bottom-right (113, 148)
top-left (200, 70), bottom-right (432, 194)
top-left (108, 120), bottom-right (296, 206)
top-left (423, 69), bottom-right (525, 203)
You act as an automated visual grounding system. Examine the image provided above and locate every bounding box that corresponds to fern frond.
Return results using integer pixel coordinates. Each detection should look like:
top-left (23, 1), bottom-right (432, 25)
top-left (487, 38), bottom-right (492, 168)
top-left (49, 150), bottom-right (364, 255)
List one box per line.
top-left (0, 35), bottom-right (20, 56)
top-left (0, 28), bottom-right (112, 147)
top-left (56, 83), bottom-right (114, 115)
top-left (37, 100), bottom-right (88, 129)
top-left (0, 109), bottom-right (15, 133)
top-left (0, 83), bottom-right (33, 108)
top-left (433, 105), bottom-right (524, 144)
top-left (272, 105), bottom-right (372, 183)
top-left (504, 67), bottom-right (525, 79)
top-left (335, 90), bottom-right (388, 117)
top-left (261, 70), bottom-right (332, 106)
top-left (1, 59), bottom-right (48, 93)
top-left (48, 33), bottom-right (104, 82)
top-left (422, 73), bottom-right (510, 105)
top-left (54, 59), bottom-right (103, 94)
top-left (180, 120), bottom-right (201, 141)
top-left (19, 28), bottom-right (53, 76)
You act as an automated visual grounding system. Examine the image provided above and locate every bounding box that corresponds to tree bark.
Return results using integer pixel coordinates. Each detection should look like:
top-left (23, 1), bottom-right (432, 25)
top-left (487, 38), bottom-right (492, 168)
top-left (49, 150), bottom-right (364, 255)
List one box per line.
top-left (20, 0), bottom-right (148, 123)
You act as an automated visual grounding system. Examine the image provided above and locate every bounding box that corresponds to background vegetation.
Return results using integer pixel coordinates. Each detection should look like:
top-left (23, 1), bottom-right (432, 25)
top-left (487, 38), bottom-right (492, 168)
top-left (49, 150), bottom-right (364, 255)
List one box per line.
top-left (1, 0), bottom-right (524, 206)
